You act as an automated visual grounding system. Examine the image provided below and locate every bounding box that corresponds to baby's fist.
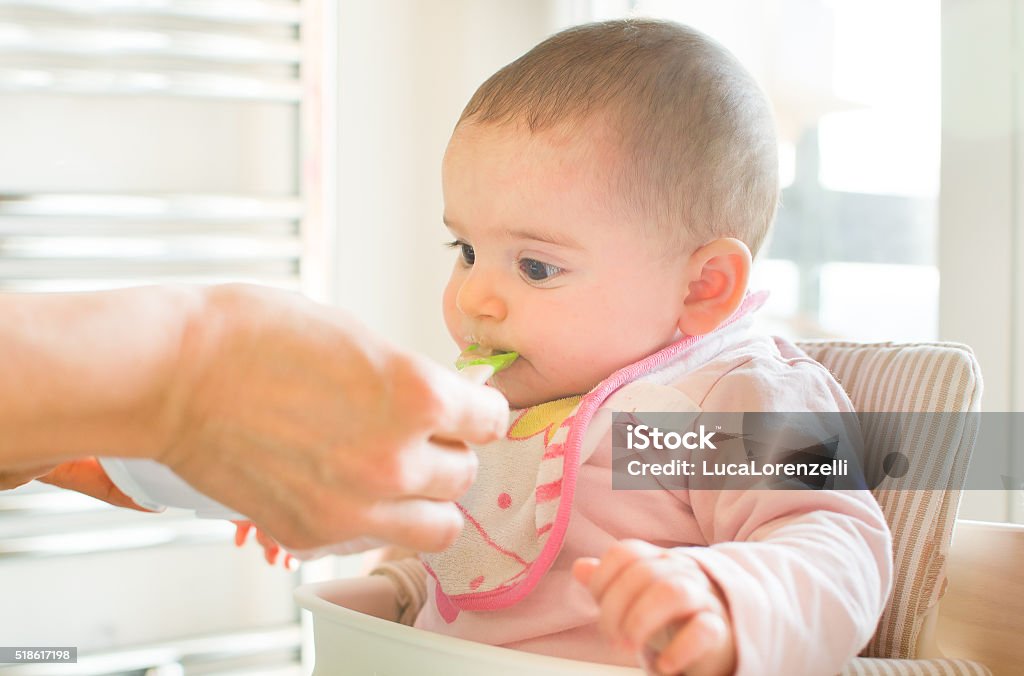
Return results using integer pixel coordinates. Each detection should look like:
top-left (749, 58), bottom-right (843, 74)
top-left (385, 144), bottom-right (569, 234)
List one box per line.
top-left (573, 540), bottom-right (736, 676)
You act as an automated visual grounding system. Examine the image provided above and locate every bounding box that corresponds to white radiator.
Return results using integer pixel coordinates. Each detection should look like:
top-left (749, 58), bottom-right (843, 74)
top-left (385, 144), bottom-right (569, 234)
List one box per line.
top-left (0, 1), bottom-right (338, 673)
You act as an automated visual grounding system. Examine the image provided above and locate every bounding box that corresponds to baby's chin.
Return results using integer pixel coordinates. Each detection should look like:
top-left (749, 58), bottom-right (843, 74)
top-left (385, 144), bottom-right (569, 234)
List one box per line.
top-left (492, 373), bottom-right (591, 410)
top-left (503, 391), bottom-right (556, 410)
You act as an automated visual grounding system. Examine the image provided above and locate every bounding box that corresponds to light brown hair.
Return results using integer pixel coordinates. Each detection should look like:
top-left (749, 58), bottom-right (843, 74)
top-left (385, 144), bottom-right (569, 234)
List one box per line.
top-left (458, 19), bottom-right (779, 255)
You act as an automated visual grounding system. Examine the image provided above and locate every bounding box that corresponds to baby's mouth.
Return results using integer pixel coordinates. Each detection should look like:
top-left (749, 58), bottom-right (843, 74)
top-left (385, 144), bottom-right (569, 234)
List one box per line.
top-left (455, 343), bottom-right (520, 373)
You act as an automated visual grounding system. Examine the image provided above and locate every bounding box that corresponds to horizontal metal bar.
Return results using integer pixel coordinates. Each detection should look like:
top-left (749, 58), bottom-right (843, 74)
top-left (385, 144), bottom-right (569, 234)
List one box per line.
top-left (0, 258), bottom-right (298, 278)
top-left (0, 66), bottom-right (301, 101)
top-left (0, 517), bottom-right (233, 559)
top-left (0, 275), bottom-right (302, 292)
top-left (0, 625), bottom-right (302, 675)
top-left (0, 193), bottom-right (303, 221)
top-left (0, 489), bottom-right (109, 515)
top-left (0, 220), bottom-right (297, 237)
top-left (0, 0), bottom-right (303, 26)
top-left (0, 22), bottom-right (302, 65)
top-left (0, 234), bottom-right (304, 259)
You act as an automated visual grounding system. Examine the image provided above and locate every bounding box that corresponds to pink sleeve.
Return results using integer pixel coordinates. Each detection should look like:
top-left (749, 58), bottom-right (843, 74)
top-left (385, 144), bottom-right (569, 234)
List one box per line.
top-left (680, 360), bottom-right (893, 676)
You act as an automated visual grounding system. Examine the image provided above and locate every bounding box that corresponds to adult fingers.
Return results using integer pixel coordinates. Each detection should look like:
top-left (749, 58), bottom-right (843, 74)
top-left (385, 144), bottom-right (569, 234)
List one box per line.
top-left (0, 464), bottom-right (53, 490)
top-left (38, 458), bottom-right (152, 511)
top-left (391, 438), bottom-right (479, 502)
top-left (425, 363), bottom-right (510, 445)
top-left (362, 497), bottom-right (465, 552)
top-left (255, 527), bottom-right (282, 565)
top-left (233, 521), bottom-right (253, 547)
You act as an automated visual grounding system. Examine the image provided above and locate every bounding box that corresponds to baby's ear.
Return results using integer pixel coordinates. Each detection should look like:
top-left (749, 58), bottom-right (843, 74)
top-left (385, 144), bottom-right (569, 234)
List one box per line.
top-left (677, 238), bottom-right (752, 336)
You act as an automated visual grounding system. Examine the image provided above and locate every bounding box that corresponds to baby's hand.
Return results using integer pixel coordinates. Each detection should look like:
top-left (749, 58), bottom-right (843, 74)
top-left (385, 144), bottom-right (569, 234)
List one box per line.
top-left (573, 540), bottom-right (736, 676)
top-left (233, 521), bottom-right (298, 570)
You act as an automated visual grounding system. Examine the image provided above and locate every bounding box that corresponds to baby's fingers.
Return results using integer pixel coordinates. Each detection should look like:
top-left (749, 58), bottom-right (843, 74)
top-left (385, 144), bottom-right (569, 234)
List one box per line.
top-left (572, 557), bottom-right (600, 587)
top-left (622, 577), bottom-right (715, 654)
top-left (583, 540), bottom-right (663, 602)
top-left (654, 611), bottom-right (728, 675)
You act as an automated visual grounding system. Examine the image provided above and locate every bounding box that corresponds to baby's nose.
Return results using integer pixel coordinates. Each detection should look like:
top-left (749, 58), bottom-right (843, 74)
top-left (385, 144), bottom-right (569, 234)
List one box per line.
top-left (456, 269), bottom-right (508, 321)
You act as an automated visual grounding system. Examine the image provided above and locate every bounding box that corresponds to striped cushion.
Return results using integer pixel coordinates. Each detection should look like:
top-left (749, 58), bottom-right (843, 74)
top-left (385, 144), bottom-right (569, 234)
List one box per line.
top-left (796, 342), bottom-right (983, 661)
top-left (840, 657), bottom-right (992, 676)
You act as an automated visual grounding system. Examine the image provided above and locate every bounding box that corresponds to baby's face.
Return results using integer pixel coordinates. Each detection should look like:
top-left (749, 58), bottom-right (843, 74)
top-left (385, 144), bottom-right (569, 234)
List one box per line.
top-left (441, 120), bottom-right (689, 409)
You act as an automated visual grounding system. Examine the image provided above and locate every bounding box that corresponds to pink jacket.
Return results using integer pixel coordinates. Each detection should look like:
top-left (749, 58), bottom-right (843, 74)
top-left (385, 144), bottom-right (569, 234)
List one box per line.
top-left (413, 306), bottom-right (893, 676)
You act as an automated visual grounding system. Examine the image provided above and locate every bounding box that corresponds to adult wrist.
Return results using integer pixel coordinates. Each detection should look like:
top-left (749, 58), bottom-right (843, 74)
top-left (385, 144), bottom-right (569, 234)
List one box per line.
top-left (0, 284), bottom-right (209, 465)
top-left (151, 283), bottom-right (238, 466)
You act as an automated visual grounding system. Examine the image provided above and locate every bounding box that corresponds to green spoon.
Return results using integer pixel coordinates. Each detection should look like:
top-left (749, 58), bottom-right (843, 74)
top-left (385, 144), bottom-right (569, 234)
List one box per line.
top-left (455, 343), bottom-right (519, 373)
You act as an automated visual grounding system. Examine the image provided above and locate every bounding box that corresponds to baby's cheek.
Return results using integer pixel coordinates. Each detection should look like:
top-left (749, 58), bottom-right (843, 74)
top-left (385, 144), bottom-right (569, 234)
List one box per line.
top-left (441, 280), bottom-right (463, 344)
top-left (539, 349), bottom-right (606, 394)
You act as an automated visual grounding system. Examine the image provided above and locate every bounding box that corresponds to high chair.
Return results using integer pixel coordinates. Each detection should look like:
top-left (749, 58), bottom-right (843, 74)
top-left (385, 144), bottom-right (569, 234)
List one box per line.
top-left (795, 340), bottom-right (1020, 676)
top-left (296, 340), bottom-right (1024, 676)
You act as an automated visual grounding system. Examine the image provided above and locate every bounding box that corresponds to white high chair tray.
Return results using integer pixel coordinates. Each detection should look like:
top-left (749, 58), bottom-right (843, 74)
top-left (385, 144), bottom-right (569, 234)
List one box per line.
top-left (295, 580), bottom-right (642, 675)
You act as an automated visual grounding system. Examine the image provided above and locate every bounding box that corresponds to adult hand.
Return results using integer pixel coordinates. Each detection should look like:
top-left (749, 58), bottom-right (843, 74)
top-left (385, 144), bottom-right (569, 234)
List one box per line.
top-left (0, 284), bottom-right (508, 553)
top-left (39, 459), bottom-right (152, 510)
top-left (0, 458), bottom-right (150, 511)
top-left (158, 284), bottom-right (509, 552)
top-left (0, 464), bottom-right (52, 492)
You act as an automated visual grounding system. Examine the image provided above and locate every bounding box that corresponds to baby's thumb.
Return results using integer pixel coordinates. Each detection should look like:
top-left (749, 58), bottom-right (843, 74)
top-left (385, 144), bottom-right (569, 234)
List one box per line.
top-left (572, 557), bottom-right (600, 588)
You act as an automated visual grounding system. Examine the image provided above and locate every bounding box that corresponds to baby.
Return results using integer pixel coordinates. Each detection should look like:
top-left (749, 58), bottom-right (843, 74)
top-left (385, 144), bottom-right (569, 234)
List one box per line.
top-left (250, 18), bottom-right (893, 676)
top-left (366, 18), bottom-right (894, 676)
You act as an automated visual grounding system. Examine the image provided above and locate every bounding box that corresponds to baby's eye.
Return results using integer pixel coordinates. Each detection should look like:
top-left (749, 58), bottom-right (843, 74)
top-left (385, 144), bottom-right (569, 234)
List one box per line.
top-left (519, 258), bottom-right (562, 282)
top-left (446, 240), bottom-right (475, 266)
top-left (460, 242), bottom-right (476, 266)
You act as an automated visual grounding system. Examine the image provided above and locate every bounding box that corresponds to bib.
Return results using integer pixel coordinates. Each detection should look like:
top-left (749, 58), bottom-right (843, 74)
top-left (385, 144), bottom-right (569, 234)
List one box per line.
top-left (422, 292), bottom-right (767, 622)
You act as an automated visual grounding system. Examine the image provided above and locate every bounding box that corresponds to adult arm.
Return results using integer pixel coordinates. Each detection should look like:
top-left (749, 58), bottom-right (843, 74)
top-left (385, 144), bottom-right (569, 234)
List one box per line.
top-left (0, 284), bottom-right (509, 551)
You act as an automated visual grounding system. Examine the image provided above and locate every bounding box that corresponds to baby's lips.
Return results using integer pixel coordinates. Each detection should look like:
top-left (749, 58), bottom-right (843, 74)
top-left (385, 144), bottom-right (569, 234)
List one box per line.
top-left (455, 343), bottom-right (520, 373)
